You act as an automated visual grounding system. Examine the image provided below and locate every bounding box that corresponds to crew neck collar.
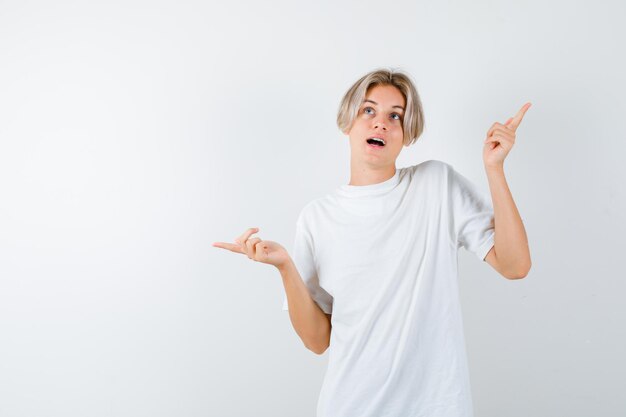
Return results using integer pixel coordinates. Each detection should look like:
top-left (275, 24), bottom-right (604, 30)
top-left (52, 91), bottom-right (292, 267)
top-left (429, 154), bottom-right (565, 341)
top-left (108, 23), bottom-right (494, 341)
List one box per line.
top-left (335, 168), bottom-right (401, 198)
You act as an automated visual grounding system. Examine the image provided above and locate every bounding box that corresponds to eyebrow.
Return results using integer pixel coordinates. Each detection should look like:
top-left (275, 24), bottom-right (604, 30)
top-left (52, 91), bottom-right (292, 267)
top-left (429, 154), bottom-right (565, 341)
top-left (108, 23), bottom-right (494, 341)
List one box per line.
top-left (363, 99), bottom-right (405, 112)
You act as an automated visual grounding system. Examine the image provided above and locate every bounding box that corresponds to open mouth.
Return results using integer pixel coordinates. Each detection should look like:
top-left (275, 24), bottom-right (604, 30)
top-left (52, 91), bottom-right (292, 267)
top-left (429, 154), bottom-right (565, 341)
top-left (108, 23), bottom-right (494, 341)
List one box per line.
top-left (366, 137), bottom-right (386, 147)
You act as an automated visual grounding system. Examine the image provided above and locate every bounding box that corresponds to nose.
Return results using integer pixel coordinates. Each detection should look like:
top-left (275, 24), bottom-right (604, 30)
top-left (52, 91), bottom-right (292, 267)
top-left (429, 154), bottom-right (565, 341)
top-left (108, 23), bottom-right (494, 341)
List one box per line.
top-left (373, 116), bottom-right (388, 131)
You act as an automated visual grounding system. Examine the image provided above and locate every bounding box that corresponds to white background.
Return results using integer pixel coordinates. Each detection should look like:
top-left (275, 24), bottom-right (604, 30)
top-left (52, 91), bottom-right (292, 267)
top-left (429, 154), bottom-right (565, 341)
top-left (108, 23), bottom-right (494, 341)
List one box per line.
top-left (1, 0), bottom-right (625, 416)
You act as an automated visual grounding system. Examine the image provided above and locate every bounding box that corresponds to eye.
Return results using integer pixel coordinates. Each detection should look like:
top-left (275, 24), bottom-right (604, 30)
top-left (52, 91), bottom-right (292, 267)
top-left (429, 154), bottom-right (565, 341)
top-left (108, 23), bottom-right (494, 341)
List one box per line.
top-left (363, 106), bottom-right (402, 121)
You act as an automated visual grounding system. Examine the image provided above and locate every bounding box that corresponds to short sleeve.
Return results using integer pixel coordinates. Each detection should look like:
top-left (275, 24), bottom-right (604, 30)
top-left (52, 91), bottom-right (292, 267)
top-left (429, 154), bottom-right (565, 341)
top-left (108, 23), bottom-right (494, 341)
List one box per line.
top-left (447, 164), bottom-right (495, 261)
top-left (282, 212), bottom-right (333, 314)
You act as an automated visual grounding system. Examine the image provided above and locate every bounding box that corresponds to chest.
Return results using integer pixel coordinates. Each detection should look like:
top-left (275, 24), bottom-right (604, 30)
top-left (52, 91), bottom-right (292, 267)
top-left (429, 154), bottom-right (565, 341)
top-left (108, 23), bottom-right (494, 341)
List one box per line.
top-left (313, 199), bottom-right (443, 306)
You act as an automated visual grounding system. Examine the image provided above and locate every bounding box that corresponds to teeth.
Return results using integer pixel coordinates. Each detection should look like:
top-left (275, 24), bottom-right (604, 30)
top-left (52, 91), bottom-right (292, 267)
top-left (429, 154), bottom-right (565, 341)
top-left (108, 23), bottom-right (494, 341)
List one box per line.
top-left (370, 137), bottom-right (385, 145)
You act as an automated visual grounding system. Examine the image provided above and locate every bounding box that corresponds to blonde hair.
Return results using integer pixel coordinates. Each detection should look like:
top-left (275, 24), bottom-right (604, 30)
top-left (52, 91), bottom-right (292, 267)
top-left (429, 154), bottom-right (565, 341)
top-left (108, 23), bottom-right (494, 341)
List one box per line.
top-left (336, 67), bottom-right (425, 146)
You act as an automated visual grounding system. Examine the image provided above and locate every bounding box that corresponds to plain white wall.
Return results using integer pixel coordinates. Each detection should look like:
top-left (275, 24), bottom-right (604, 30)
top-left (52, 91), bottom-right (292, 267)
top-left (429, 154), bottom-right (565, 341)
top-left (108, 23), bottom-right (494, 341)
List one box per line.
top-left (1, 0), bottom-right (624, 416)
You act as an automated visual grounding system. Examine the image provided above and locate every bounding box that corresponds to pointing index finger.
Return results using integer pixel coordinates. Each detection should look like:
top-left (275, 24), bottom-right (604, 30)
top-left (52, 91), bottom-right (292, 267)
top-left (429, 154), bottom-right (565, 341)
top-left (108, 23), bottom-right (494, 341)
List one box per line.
top-left (508, 102), bottom-right (531, 131)
top-left (212, 241), bottom-right (244, 253)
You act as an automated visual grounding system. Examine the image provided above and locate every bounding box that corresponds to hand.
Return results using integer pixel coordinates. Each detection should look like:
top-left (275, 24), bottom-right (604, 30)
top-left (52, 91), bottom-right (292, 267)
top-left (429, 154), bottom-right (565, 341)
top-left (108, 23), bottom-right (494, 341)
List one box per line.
top-left (212, 227), bottom-right (291, 269)
top-left (483, 102), bottom-right (531, 169)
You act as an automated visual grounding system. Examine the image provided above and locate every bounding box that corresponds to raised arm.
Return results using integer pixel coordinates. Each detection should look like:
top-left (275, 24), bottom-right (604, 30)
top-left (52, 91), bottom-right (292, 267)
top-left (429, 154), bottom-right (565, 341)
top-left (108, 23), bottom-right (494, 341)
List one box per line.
top-left (483, 166), bottom-right (531, 279)
top-left (482, 103), bottom-right (532, 279)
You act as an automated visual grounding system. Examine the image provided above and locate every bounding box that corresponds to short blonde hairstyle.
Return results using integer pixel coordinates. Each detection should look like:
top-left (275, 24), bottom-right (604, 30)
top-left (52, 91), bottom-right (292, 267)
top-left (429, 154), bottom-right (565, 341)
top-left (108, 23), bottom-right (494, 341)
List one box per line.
top-left (336, 67), bottom-right (425, 146)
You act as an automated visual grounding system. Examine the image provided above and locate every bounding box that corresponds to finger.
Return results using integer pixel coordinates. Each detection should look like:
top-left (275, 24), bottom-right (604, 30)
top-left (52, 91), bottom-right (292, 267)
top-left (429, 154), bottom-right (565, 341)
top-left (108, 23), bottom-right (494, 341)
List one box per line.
top-left (491, 128), bottom-right (515, 141)
top-left (212, 242), bottom-right (245, 254)
top-left (485, 134), bottom-right (513, 147)
top-left (237, 227), bottom-right (259, 243)
top-left (236, 227), bottom-right (260, 251)
top-left (487, 122), bottom-right (510, 138)
top-left (484, 136), bottom-right (500, 145)
top-left (255, 241), bottom-right (269, 259)
top-left (246, 237), bottom-right (262, 259)
top-left (486, 122), bottom-right (499, 138)
top-left (485, 126), bottom-right (514, 145)
top-left (486, 131), bottom-right (511, 141)
top-left (508, 102), bottom-right (531, 131)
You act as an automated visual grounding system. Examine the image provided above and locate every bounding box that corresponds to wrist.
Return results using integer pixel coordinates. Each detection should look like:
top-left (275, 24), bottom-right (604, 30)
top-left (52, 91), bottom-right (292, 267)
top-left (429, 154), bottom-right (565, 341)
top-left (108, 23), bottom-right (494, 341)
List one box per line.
top-left (485, 163), bottom-right (505, 174)
top-left (276, 258), bottom-right (295, 274)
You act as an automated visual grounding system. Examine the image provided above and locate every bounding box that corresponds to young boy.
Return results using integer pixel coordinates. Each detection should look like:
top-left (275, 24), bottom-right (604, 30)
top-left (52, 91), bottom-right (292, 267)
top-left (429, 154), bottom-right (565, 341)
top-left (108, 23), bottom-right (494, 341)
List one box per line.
top-left (213, 68), bottom-right (531, 417)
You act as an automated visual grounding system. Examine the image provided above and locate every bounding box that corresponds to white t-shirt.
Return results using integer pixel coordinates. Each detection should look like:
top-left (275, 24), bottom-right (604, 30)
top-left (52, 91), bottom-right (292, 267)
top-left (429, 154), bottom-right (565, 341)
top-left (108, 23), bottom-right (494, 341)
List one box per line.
top-left (281, 159), bottom-right (495, 417)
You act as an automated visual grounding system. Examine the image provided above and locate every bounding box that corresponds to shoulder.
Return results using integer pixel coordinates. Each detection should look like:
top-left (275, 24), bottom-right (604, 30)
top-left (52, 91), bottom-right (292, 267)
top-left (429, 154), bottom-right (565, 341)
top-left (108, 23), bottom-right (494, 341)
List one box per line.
top-left (407, 158), bottom-right (451, 171)
top-left (296, 195), bottom-right (330, 226)
top-left (404, 159), bottom-right (454, 179)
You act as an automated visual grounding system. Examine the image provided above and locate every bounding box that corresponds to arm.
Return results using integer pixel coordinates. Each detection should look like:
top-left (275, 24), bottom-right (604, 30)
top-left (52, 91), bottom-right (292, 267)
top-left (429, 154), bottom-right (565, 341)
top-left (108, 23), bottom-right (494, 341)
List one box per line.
top-left (482, 102), bottom-right (532, 279)
top-left (278, 258), bottom-right (332, 354)
top-left (213, 227), bottom-right (332, 353)
top-left (484, 165), bottom-right (531, 279)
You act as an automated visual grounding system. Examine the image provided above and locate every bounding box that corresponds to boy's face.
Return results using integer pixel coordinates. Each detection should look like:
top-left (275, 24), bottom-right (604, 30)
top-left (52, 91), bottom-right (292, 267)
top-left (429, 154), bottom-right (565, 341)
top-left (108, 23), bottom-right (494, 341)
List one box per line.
top-left (344, 84), bottom-right (406, 168)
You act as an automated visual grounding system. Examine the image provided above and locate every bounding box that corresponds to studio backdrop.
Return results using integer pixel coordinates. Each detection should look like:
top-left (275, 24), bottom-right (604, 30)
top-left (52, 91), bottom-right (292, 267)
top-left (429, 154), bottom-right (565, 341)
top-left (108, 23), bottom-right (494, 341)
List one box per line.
top-left (0, 0), bottom-right (624, 416)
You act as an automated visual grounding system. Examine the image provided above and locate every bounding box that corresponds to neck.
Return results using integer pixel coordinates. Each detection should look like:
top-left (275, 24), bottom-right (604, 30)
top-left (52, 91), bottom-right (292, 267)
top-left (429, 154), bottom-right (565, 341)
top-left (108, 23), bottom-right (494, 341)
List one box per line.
top-left (348, 163), bottom-right (396, 186)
